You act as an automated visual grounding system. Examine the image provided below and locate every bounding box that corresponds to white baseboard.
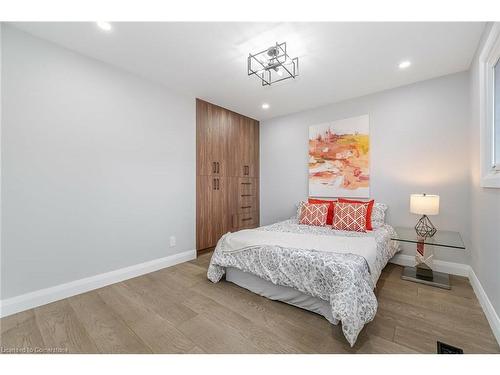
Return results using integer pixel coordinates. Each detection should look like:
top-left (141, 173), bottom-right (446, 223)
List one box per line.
top-left (390, 253), bottom-right (500, 346)
top-left (0, 249), bottom-right (196, 318)
top-left (468, 267), bottom-right (500, 345)
top-left (389, 253), bottom-right (470, 277)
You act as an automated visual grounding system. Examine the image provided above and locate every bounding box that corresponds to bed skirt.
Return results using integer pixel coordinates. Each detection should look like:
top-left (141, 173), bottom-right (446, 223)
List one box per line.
top-left (226, 267), bottom-right (338, 325)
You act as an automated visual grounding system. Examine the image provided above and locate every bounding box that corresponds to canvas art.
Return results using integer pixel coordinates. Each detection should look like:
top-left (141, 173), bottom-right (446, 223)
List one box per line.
top-left (308, 115), bottom-right (370, 198)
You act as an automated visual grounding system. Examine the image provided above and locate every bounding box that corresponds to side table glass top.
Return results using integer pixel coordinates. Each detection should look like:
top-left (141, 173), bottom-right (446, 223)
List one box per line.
top-left (391, 226), bottom-right (465, 250)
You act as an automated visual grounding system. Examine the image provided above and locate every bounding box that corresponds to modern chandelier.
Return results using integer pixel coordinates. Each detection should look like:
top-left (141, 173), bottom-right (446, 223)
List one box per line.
top-left (247, 42), bottom-right (299, 86)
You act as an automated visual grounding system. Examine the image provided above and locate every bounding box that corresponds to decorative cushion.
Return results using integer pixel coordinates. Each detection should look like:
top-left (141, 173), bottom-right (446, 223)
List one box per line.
top-left (308, 198), bottom-right (337, 225)
top-left (338, 198), bottom-right (374, 230)
top-left (295, 201), bottom-right (306, 219)
top-left (299, 203), bottom-right (329, 226)
top-left (332, 202), bottom-right (368, 232)
top-left (371, 203), bottom-right (388, 229)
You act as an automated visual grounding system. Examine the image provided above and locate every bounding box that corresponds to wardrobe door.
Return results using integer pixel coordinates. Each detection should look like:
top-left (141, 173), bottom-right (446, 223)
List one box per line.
top-left (197, 176), bottom-right (214, 250)
top-left (197, 100), bottom-right (229, 177)
top-left (210, 105), bottom-right (230, 177)
top-left (244, 119), bottom-right (259, 178)
top-left (251, 120), bottom-right (259, 178)
top-left (238, 117), bottom-right (259, 178)
top-left (225, 177), bottom-right (240, 233)
top-left (238, 117), bottom-right (250, 177)
top-left (227, 112), bottom-right (242, 177)
top-left (197, 99), bottom-right (214, 176)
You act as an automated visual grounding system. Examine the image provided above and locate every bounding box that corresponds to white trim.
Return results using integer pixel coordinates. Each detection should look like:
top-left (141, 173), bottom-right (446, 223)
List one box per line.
top-left (389, 253), bottom-right (470, 277)
top-left (479, 22), bottom-right (500, 188)
top-left (389, 254), bottom-right (500, 346)
top-left (468, 267), bottom-right (500, 345)
top-left (0, 249), bottom-right (196, 318)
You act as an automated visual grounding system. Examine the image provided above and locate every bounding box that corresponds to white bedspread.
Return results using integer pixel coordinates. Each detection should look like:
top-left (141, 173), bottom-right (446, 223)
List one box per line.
top-left (223, 228), bottom-right (378, 275)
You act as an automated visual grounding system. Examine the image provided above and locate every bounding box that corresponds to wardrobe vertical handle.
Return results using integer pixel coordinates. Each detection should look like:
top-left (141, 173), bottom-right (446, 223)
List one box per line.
top-left (217, 178), bottom-right (220, 190)
top-left (213, 178), bottom-right (216, 190)
top-left (212, 162), bottom-right (217, 174)
top-left (216, 162), bottom-right (220, 174)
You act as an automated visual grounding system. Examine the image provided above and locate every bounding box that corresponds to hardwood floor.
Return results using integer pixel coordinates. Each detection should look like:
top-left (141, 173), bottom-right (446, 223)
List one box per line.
top-left (1, 252), bottom-right (499, 354)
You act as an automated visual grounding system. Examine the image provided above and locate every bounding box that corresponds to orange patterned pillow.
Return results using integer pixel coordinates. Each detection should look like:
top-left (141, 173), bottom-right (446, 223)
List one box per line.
top-left (332, 202), bottom-right (368, 232)
top-left (308, 198), bottom-right (337, 225)
top-left (299, 203), bottom-right (329, 226)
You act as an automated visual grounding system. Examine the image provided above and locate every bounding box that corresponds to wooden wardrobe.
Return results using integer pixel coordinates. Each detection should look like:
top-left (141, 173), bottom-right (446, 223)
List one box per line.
top-left (196, 98), bottom-right (259, 252)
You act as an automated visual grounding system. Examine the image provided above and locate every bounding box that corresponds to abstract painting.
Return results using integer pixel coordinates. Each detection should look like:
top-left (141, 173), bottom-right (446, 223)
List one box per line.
top-left (308, 115), bottom-right (370, 198)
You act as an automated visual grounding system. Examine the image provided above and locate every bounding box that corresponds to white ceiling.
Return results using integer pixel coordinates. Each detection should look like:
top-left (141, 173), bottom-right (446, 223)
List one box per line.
top-left (11, 22), bottom-right (485, 121)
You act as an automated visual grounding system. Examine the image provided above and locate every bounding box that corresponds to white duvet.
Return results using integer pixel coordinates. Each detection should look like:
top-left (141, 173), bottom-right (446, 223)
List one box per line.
top-left (222, 228), bottom-right (378, 275)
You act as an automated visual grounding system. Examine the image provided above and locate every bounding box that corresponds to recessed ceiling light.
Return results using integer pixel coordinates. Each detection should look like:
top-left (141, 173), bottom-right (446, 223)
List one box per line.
top-left (96, 22), bottom-right (112, 32)
top-left (399, 60), bottom-right (411, 69)
top-left (262, 103), bottom-right (270, 109)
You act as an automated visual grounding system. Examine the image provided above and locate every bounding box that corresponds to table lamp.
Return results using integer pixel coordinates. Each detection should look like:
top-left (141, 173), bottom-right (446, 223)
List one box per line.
top-left (410, 193), bottom-right (439, 238)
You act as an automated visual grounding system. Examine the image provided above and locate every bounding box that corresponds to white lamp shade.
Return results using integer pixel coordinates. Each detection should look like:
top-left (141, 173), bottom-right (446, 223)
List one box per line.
top-left (410, 194), bottom-right (440, 215)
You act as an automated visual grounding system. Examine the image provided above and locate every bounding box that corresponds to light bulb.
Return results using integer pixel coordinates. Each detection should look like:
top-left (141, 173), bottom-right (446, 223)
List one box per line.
top-left (398, 60), bottom-right (411, 69)
top-left (96, 22), bottom-right (112, 32)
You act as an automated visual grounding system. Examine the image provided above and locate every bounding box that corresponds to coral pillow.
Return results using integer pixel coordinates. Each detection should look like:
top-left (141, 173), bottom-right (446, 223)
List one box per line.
top-left (308, 198), bottom-right (337, 225)
top-left (338, 198), bottom-right (374, 230)
top-left (299, 203), bottom-right (329, 226)
top-left (332, 202), bottom-right (368, 232)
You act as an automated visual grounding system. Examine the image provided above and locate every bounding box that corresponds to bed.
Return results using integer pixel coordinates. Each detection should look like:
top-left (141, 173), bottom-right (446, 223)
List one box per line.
top-left (207, 215), bottom-right (400, 347)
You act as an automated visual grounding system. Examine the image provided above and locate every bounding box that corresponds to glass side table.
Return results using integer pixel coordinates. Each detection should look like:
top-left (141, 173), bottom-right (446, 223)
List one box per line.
top-left (391, 227), bottom-right (466, 289)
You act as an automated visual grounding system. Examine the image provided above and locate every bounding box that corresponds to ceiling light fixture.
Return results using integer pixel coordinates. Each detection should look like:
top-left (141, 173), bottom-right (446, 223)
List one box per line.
top-left (96, 22), bottom-right (112, 32)
top-left (399, 60), bottom-right (411, 69)
top-left (248, 42), bottom-right (299, 86)
top-left (262, 103), bottom-right (270, 109)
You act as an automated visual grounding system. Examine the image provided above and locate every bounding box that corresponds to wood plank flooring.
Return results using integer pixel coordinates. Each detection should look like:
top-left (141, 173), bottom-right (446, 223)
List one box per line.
top-left (1, 252), bottom-right (499, 354)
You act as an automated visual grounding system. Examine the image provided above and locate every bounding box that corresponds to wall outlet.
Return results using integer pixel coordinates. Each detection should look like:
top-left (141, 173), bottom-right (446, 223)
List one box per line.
top-left (169, 236), bottom-right (176, 247)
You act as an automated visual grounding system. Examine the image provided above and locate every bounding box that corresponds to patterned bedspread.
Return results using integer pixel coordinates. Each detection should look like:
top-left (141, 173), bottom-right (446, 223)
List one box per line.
top-left (207, 219), bottom-right (400, 346)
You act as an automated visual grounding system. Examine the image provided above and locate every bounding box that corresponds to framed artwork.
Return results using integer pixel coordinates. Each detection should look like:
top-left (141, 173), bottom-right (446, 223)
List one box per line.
top-left (308, 114), bottom-right (370, 198)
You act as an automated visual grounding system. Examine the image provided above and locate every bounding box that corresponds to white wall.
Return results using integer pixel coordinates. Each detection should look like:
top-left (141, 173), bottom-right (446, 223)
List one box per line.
top-left (260, 72), bottom-right (470, 263)
top-left (1, 26), bottom-right (195, 299)
top-left (469, 24), bottom-right (500, 315)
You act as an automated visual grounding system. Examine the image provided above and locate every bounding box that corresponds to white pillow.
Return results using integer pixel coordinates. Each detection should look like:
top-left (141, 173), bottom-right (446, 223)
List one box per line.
top-left (371, 203), bottom-right (388, 229)
top-left (295, 201), bottom-right (306, 219)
